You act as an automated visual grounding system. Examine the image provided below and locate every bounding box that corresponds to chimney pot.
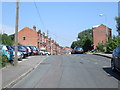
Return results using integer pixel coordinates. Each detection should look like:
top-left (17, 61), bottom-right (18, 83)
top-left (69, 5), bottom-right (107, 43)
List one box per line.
top-left (33, 25), bottom-right (36, 31)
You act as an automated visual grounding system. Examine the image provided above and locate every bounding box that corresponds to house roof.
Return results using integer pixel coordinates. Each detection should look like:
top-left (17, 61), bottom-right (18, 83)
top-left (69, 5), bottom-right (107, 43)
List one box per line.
top-left (92, 24), bottom-right (112, 30)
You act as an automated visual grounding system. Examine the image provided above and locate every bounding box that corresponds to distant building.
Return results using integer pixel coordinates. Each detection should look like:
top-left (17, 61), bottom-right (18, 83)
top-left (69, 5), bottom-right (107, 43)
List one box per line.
top-left (93, 24), bottom-right (112, 49)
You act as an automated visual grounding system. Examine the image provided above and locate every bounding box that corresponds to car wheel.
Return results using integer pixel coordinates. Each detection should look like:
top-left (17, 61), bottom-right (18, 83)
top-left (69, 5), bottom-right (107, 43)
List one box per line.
top-left (111, 60), bottom-right (116, 71)
top-left (18, 58), bottom-right (22, 61)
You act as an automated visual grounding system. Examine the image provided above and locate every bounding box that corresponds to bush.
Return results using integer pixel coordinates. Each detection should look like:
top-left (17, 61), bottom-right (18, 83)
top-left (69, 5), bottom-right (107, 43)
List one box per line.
top-left (96, 44), bottom-right (105, 52)
top-left (0, 55), bottom-right (8, 68)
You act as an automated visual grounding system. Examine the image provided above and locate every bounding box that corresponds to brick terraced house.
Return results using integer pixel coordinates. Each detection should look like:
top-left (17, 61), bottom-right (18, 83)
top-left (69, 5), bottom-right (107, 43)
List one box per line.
top-left (92, 24), bottom-right (112, 49)
top-left (18, 26), bottom-right (62, 55)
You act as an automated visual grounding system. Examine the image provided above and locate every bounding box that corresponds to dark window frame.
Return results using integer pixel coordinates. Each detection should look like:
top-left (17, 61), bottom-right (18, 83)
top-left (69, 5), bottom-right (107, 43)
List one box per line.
top-left (23, 37), bottom-right (26, 40)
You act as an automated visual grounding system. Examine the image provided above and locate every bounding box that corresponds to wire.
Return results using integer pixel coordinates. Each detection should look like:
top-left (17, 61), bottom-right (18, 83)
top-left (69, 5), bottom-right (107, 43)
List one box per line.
top-left (33, 1), bottom-right (69, 47)
top-left (33, 0), bottom-right (47, 32)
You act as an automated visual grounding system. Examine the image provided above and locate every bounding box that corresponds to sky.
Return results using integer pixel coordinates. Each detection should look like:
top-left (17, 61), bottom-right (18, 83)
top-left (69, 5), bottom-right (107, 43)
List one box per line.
top-left (1, 1), bottom-right (119, 47)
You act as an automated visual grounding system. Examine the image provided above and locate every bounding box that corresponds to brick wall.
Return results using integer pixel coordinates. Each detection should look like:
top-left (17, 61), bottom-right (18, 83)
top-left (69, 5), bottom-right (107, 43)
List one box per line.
top-left (93, 24), bottom-right (112, 49)
top-left (18, 27), bottom-right (38, 47)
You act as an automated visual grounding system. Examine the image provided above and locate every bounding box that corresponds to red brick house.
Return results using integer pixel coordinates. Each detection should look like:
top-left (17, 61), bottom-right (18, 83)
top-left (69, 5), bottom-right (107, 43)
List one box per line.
top-left (18, 26), bottom-right (39, 47)
top-left (18, 26), bottom-right (62, 55)
top-left (93, 24), bottom-right (112, 49)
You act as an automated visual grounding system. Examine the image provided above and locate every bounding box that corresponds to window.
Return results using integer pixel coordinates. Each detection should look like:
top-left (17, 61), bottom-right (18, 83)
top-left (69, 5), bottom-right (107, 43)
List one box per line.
top-left (6, 46), bottom-right (12, 50)
top-left (23, 37), bottom-right (26, 40)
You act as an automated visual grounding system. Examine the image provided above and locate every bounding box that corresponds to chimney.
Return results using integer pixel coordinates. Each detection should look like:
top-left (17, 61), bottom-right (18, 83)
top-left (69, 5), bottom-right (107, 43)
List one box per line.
top-left (33, 25), bottom-right (36, 31)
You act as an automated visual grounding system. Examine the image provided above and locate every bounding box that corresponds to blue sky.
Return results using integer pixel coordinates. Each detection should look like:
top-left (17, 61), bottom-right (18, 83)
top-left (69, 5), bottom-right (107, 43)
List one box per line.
top-left (2, 2), bottom-right (118, 47)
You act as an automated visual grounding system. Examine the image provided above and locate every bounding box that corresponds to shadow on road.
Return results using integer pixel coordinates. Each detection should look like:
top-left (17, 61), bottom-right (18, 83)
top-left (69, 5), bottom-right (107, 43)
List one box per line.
top-left (103, 67), bottom-right (120, 80)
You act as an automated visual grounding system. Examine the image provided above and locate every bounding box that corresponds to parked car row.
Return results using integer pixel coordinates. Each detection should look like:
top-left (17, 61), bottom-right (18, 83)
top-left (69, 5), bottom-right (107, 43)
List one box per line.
top-left (0, 44), bottom-right (51, 62)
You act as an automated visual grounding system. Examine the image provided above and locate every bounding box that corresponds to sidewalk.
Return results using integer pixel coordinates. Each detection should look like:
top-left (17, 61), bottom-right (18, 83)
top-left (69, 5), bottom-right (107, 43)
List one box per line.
top-left (1, 55), bottom-right (48, 88)
top-left (93, 53), bottom-right (112, 59)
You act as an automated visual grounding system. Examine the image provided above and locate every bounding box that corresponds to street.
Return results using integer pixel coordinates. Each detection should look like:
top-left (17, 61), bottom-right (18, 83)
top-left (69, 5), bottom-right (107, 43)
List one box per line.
top-left (12, 54), bottom-right (120, 88)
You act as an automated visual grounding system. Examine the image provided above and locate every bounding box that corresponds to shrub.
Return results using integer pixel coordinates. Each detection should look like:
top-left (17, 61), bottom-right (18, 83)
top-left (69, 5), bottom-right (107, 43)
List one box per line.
top-left (0, 55), bottom-right (8, 68)
top-left (96, 43), bottom-right (105, 52)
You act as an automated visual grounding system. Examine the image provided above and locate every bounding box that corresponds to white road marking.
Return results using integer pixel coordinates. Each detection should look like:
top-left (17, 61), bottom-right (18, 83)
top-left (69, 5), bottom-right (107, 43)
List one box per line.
top-left (102, 66), bottom-right (110, 68)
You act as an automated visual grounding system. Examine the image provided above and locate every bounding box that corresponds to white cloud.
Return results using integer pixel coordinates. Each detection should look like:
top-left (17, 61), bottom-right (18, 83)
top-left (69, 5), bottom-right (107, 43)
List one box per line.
top-left (1, 24), bottom-right (15, 35)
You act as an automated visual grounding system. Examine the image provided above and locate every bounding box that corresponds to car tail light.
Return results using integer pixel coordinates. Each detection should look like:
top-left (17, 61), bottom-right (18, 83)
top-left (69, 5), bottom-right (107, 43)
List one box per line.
top-left (6, 50), bottom-right (10, 54)
top-left (25, 49), bottom-right (28, 51)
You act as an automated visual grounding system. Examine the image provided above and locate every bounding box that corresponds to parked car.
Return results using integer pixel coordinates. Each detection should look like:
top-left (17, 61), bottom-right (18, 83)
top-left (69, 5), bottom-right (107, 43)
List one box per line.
top-left (91, 49), bottom-right (97, 53)
top-left (18, 46), bottom-right (29, 58)
top-left (111, 45), bottom-right (120, 72)
top-left (26, 46), bottom-right (34, 56)
top-left (72, 47), bottom-right (84, 54)
top-left (0, 44), bottom-right (14, 61)
top-left (11, 46), bottom-right (23, 61)
top-left (29, 46), bottom-right (38, 55)
top-left (39, 50), bottom-right (46, 55)
top-left (46, 52), bottom-right (51, 55)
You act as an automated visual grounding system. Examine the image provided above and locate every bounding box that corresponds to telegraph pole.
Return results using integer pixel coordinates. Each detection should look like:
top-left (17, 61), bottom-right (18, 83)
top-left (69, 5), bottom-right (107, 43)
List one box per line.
top-left (14, 0), bottom-right (19, 66)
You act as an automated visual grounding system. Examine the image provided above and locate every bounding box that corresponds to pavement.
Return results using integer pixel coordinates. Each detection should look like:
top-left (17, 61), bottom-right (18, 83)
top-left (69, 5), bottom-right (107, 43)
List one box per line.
top-left (1, 55), bottom-right (48, 89)
top-left (93, 53), bottom-right (112, 59)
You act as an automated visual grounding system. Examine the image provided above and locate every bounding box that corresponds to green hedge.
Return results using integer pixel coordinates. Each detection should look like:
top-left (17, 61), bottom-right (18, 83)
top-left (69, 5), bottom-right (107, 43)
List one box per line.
top-left (0, 55), bottom-right (8, 68)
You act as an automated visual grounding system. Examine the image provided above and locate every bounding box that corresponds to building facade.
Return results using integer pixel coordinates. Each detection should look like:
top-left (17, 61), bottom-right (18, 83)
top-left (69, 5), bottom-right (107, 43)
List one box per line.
top-left (93, 24), bottom-right (112, 49)
top-left (18, 26), bottom-right (62, 55)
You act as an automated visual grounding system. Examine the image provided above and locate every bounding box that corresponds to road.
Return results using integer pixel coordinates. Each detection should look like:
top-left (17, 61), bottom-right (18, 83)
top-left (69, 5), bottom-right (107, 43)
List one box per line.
top-left (12, 54), bottom-right (120, 88)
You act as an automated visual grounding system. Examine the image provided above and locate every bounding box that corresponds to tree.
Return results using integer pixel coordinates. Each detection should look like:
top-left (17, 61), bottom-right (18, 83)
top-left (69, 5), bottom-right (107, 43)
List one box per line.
top-left (71, 29), bottom-right (93, 52)
top-left (96, 43), bottom-right (105, 52)
top-left (78, 29), bottom-right (93, 41)
top-left (9, 34), bottom-right (15, 41)
top-left (71, 41), bottom-right (78, 49)
top-left (106, 36), bottom-right (120, 53)
top-left (82, 36), bottom-right (93, 52)
top-left (115, 17), bottom-right (120, 35)
top-left (2, 34), bottom-right (14, 46)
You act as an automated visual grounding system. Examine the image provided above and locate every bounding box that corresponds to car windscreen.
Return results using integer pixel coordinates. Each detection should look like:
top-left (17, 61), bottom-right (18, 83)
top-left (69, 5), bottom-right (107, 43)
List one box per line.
top-left (76, 47), bottom-right (82, 49)
top-left (6, 46), bottom-right (12, 50)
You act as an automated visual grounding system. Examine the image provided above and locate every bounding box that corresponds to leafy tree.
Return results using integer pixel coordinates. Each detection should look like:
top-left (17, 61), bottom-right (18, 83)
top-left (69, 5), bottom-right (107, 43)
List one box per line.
top-left (96, 43), bottom-right (105, 52)
top-left (0, 34), bottom-right (2, 44)
top-left (71, 29), bottom-right (93, 52)
top-left (9, 34), bottom-right (15, 40)
top-left (82, 36), bottom-right (93, 52)
top-left (2, 33), bottom-right (14, 46)
top-left (115, 17), bottom-right (120, 35)
top-left (78, 29), bottom-right (93, 41)
top-left (106, 36), bottom-right (120, 53)
top-left (71, 41), bottom-right (78, 49)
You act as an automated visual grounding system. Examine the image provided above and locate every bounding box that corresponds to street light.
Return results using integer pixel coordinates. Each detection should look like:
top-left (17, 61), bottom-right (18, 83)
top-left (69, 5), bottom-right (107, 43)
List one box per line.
top-left (99, 14), bottom-right (108, 42)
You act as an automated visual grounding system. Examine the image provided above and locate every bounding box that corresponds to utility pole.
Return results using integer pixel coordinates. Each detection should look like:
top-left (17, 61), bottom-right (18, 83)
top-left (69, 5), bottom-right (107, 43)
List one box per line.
top-left (14, 0), bottom-right (19, 66)
top-left (47, 31), bottom-right (48, 37)
top-left (50, 39), bottom-right (53, 55)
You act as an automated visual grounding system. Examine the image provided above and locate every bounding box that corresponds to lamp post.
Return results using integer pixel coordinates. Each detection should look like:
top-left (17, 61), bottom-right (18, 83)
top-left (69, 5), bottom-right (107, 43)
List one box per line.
top-left (99, 14), bottom-right (108, 52)
top-left (99, 14), bottom-right (108, 42)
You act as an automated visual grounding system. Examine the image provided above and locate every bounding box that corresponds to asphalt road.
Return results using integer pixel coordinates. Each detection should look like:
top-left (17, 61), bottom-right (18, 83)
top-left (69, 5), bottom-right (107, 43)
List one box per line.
top-left (12, 54), bottom-right (120, 88)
